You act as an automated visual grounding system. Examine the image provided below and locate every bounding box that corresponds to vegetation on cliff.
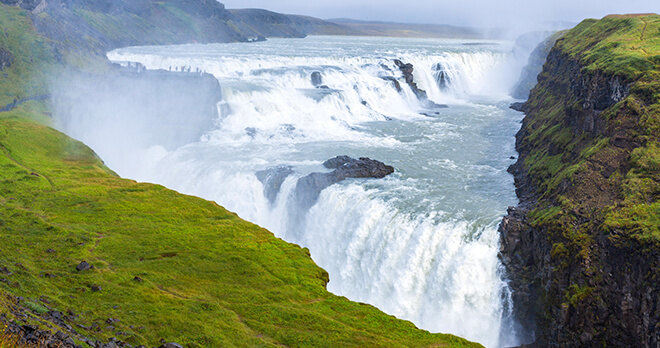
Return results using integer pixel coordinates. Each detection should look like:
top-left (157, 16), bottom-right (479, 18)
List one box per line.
top-left (501, 13), bottom-right (660, 346)
top-left (0, 2), bottom-right (481, 347)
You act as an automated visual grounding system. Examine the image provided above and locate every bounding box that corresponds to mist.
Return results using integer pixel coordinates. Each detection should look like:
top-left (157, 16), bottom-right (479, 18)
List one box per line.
top-left (51, 66), bottom-right (223, 177)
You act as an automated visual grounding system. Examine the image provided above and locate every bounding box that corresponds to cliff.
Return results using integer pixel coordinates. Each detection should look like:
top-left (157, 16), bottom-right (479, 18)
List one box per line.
top-left (511, 31), bottom-right (566, 100)
top-left (0, 2), bottom-right (481, 347)
top-left (500, 14), bottom-right (660, 346)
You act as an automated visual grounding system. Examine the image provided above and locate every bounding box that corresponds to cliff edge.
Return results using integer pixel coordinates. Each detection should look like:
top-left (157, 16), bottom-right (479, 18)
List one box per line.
top-left (500, 14), bottom-right (660, 347)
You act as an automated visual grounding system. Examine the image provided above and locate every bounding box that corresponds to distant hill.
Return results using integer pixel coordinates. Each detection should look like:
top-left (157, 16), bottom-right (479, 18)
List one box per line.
top-left (229, 9), bottom-right (361, 38)
top-left (326, 18), bottom-right (484, 39)
top-left (227, 9), bottom-right (486, 39)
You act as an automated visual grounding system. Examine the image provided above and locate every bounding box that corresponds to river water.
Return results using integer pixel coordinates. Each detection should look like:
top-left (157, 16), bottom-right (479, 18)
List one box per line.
top-left (62, 36), bottom-right (527, 347)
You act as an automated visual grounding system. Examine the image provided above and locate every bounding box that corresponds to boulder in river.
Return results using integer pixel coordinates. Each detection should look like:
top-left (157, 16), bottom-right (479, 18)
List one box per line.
top-left (256, 166), bottom-right (295, 205)
top-left (310, 71), bottom-right (323, 87)
top-left (294, 156), bottom-right (394, 210)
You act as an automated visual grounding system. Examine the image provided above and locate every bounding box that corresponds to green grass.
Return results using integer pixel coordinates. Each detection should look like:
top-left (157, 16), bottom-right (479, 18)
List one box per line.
top-left (0, 104), bottom-right (480, 347)
top-left (557, 15), bottom-right (660, 80)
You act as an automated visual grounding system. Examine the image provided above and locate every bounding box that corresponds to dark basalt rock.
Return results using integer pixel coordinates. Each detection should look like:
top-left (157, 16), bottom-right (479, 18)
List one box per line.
top-left (393, 59), bottom-right (448, 109)
top-left (0, 47), bottom-right (12, 71)
top-left (394, 59), bottom-right (424, 98)
top-left (499, 41), bottom-right (657, 348)
top-left (75, 261), bottom-right (94, 272)
top-left (294, 156), bottom-right (394, 210)
top-left (256, 166), bottom-right (294, 205)
top-left (310, 71), bottom-right (323, 87)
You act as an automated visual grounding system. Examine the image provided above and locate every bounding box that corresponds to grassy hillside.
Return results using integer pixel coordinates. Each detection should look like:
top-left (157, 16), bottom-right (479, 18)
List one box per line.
top-left (0, 3), bottom-right (480, 347)
top-left (501, 14), bottom-right (660, 345)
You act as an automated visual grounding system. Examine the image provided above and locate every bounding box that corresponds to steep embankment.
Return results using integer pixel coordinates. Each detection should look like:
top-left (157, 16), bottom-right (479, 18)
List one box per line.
top-left (500, 14), bottom-right (660, 346)
top-left (0, 3), bottom-right (480, 348)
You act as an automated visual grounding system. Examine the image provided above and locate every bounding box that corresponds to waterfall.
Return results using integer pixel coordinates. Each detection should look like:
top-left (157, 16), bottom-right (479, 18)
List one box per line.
top-left (56, 36), bottom-right (525, 347)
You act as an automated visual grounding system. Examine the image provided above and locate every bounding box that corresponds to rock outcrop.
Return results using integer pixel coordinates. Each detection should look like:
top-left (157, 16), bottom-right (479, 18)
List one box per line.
top-left (393, 59), bottom-right (447, 108)
top-left (500, 15), bottom-right (660, 347)
top-left (0, 48), bottom-right (11, 71)
top-left (294, 156), bottom-right (394, 210)
top-left (394, 59), bottom-right (427, 100)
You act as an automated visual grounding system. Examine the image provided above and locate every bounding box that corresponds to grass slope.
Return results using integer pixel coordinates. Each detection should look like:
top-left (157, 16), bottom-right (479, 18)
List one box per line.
top-left (0, 4), bottom-right (480, 348)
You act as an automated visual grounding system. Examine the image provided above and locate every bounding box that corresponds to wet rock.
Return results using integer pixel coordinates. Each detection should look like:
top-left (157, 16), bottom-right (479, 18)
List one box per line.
top-left (76, 261), bottom-right (94, 272)
top-left (432, 63), bottom-right (451, 90)
top-left (510, 102), bottom-right (526, 112)
top-left (294, 156), bottom-right (394, 210)
top-left (310, 71), bottom-right (323, 87)
top-left (256, 166), bottom-right (294, 205)
top-left (381, 76), bottom-right (401, 92)
top-left (245, 127), bottom-right (257, 138)
top-left (393, 59), bottom-right (447, 108)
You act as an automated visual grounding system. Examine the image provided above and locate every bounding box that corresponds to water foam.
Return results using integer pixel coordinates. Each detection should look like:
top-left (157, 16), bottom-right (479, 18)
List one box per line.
top-left (59, 36), bottom-right (526, 347)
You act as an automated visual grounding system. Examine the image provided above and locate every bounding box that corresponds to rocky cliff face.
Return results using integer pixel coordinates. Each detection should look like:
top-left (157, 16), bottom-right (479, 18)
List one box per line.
top-left (511, 31), bottom-right (565, 100)
top-left (501, 15), bottom-right (660, 347)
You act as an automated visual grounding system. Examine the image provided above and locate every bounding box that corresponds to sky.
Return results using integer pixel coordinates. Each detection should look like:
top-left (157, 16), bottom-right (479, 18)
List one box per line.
top-left (220, 0), bottom-right (659, 29)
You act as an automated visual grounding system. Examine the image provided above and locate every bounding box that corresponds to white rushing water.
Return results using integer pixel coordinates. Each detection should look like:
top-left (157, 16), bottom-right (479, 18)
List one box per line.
top-left (59, 36), bottom-right (528, 347)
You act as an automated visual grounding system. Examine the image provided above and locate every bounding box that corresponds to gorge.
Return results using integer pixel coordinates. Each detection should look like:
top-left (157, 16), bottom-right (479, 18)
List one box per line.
top-left (0, 1), bottom-right (658, 347)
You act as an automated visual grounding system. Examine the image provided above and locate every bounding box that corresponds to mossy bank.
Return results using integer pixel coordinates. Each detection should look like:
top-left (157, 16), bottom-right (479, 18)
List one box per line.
top-left (500, 14), bottom-right (660, 347)
top-left (0, 2), bottom-right (483, 347)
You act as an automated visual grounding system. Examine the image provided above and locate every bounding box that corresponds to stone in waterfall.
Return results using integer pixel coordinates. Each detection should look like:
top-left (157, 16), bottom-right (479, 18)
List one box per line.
top-left (432, 63), bottom-right (451, 90)
top-left (294, 156), bottom-right (394, 210)
top-left (310, 71), bottom-right (323, 87)
top-left (393, 59), bottom-right (448, 109)
top-left (256, 166), bottom-right (295, 205)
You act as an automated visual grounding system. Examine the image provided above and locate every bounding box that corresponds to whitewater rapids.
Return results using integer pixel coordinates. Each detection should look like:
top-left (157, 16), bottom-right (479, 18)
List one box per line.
top-left (57, 35), bottom-right (531, 347)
